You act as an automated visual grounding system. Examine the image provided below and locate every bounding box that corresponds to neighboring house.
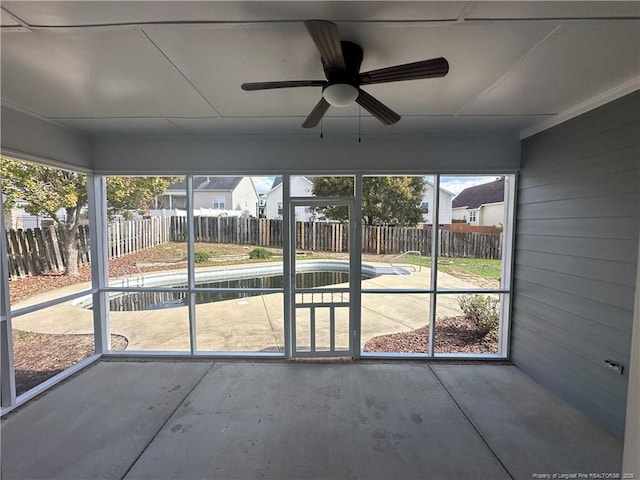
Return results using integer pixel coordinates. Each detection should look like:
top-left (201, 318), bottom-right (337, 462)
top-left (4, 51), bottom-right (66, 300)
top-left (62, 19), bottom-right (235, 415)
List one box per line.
top-left (266, 176), bottom-right (454, 224)
top-left (159, 176), bottom-right (259, 217)
top-left (265, 176), bottom-right (317, 221)
top-left (452, 178), bottom-right (505, 227)
top-left (257, 194), bottom-right (267, 218)
top-left (421, 179), bottom-right (454, 225)
top-left (3, 197), bottom-right (31, 229)
top-left (3, 196), bottom-right (67, 229)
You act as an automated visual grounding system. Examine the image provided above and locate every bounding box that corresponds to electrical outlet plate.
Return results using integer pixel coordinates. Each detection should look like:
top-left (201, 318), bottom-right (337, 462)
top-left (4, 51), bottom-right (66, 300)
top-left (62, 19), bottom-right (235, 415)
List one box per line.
top-left (604, 359), bottom-right (624, 375)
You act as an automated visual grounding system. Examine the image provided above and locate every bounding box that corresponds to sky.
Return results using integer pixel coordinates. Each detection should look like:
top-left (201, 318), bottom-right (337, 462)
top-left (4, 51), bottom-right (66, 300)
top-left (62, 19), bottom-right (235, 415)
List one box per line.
top-left (252, 176), bottom-right (500, 196)
top-left (252, 177), bottom-right (276, 195)
top-left (439, 176), bottom-right (501, 196)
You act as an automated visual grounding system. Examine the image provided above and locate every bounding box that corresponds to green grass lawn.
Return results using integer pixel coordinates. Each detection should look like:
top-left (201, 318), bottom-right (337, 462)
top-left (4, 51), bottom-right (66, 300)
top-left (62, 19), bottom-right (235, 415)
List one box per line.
top-left (439, 257), bottom-right (502, 280)
top-left (402, 254), bottom-right (502, 280)
top-left (130, 243), bottom-right (501, 281)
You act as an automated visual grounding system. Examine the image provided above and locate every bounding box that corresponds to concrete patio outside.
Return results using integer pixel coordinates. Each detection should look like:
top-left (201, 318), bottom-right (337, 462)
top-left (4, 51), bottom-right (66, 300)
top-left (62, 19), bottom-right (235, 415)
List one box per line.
top-left (11, 261), bottom-right (484, 352)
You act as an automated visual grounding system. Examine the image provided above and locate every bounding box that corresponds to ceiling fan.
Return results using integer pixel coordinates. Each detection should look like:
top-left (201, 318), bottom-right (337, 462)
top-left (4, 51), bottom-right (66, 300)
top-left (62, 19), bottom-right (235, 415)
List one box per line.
top-left (241, 20), bottom-right (449, 128)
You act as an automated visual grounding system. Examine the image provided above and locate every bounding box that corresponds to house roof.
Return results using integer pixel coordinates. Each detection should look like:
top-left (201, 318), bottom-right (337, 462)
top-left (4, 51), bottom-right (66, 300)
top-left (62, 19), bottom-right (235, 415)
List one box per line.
top-left (268, 176), bottom-right (314, 192)
top-left (270, 177), bottom-right (283, 190)
top-left (452, 178), bottom-right (505, 209)
top-left (167, 176), bottom-right (243, 192)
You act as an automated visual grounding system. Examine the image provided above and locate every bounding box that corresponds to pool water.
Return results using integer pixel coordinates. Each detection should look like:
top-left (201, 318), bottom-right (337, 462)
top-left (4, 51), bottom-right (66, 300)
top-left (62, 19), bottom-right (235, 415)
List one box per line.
top-left (109, 271), bottom-right (352, 311)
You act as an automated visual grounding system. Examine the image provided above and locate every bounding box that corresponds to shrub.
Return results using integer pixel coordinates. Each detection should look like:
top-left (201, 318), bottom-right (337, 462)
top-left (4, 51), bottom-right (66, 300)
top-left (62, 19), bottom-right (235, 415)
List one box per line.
top-left (249, 247), bottom-right (272, 259)
top-left (457, 294), bottom-right (499, 338)
top-left (194, 251), bottom-right (211, 263)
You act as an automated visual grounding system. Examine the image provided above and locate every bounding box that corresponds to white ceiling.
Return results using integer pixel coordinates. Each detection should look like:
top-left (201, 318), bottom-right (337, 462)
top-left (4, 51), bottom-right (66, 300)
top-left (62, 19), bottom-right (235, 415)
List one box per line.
top-left (1, 1), bottom-right (639, 137)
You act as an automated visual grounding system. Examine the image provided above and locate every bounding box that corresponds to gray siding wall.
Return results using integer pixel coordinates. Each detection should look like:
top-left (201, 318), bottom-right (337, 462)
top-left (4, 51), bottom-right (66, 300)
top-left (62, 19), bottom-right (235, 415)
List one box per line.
top-left (512, 91), bottom-right (640, 439)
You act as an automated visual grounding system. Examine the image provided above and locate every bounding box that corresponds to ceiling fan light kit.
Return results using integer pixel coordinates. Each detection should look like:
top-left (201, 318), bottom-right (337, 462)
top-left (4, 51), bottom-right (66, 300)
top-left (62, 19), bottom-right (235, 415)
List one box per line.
top-left (241, 20), bottom-right (449, 129)
top-left (323, 83), bottom-right (359, 107)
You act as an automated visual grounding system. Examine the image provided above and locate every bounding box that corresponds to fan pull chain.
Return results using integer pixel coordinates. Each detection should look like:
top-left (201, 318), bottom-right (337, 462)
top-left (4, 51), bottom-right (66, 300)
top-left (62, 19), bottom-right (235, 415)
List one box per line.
top-left (320, 116), bottom-right (323, 139)
top-left (358, 105), bottom-right (362, 143)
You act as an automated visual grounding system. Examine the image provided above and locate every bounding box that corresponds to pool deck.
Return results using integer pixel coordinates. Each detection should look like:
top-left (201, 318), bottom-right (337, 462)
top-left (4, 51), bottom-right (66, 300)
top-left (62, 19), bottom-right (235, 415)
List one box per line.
top-left (11, 261), bottom-right (487, 352)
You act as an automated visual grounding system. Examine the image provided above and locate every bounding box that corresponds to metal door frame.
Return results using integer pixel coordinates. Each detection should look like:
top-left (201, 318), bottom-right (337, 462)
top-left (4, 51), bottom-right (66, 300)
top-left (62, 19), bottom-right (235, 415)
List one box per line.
top-left (287, 197), bottom-right (357, 358)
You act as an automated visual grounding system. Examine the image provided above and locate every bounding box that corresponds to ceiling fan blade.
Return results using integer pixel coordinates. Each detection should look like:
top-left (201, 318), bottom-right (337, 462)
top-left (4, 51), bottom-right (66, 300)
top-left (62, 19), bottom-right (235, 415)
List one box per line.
top-left (242, 80), bottom-right (325, 91)
top-left (356, 89), bottom-right (401, 125)
top-left (304, 20), bottom-right (346, 71)
top-left (302, 97), bottom-right (330, 128)
top-left (359, 57), bottom-right (449, 85)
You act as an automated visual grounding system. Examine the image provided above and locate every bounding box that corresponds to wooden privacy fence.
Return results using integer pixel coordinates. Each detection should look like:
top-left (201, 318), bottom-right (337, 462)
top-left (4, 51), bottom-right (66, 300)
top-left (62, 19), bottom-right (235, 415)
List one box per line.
top-left (108, 217), bottom-right (172, 258)
top-left (6, 217), bottom-right (172, 279)
top-left (362, 225), bottom-right (502, 259)
top-left (6, 216), bottom-right (502, 280)
top-left (173, 216), bottom-right (285, 247)
top-left (5, 225), bottom-right (90, 280)
top-left (174, 217), bottom-right (502, 259)
top-left (174, 216), bottom-right (347, 251)
top-left (363, 225), bottom-right (431, 255)
top-left (438, 229), bottom-right (502, 259)
top-left (296, 220), bottom-right (348, 252)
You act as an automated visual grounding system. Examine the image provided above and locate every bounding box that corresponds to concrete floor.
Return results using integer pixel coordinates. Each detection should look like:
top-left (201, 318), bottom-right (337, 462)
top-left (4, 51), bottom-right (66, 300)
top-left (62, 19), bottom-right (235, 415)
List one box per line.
top-left (1, 361), bottom-right (622, 480)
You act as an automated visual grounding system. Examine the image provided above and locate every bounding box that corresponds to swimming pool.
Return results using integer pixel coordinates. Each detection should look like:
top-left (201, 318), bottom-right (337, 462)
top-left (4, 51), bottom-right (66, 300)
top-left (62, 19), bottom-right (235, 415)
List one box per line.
top-left (73, 261), bottom-right (399, 312)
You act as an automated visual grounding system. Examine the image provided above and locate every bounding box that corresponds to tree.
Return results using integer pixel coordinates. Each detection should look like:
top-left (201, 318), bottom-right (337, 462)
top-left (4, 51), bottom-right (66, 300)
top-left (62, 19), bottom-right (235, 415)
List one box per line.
top-left (1, 158), bottom-right (178, 277)
top-left (312, 176), bottom-right (425, 226)
top-left (105, 177), bottom-right (177, 219)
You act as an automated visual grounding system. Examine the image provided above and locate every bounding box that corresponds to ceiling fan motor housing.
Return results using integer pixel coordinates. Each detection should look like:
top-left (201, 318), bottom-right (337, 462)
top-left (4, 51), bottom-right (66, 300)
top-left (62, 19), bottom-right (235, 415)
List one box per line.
top-left (322, 41), bottom-right (364, 85)
top-left (321, 41), bottom-right (363, 106)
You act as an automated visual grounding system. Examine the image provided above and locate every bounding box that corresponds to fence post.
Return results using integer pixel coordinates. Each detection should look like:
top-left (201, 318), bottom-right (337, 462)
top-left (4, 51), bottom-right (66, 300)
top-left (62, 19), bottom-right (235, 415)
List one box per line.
top-left (48, 225), bottom-right (64, 270)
